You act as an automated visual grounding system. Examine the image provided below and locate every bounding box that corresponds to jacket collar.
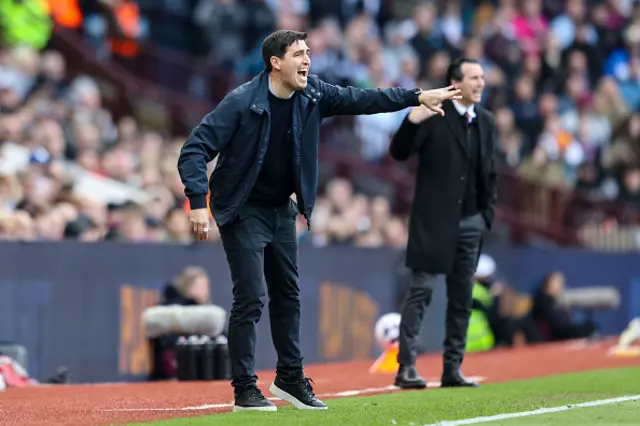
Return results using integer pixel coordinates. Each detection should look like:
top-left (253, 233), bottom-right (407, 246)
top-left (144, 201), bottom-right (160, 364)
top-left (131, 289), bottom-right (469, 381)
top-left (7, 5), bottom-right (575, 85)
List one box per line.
top-left (250, 71), bottom-right (322, 114)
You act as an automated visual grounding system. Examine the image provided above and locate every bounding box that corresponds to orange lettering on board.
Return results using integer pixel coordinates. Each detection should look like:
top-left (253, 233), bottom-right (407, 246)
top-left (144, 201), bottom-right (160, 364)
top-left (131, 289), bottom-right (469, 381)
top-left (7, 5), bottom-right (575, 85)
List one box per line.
top-left (318, 281), bottom-right (379, 360)
top-left (119, 286), bottom-right (159, 375)
top-left (350, 292), bottom-right (378, 359)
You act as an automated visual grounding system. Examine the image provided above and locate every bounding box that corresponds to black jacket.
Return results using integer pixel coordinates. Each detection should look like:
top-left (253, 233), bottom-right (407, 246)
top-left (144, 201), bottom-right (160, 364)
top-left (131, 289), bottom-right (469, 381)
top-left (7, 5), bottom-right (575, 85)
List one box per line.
top-left (160, 284), bottom-right (199, 306)
top-left (178, 71), bottom-right (420, 228)
top-left (389, 100), bottom-right (497, 274)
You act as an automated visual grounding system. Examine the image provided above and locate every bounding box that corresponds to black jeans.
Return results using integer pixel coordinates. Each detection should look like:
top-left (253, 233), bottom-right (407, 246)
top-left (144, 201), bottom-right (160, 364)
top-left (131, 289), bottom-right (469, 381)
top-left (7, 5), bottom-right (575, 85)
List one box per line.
top-left (218, 199), bottom-right (303, 390)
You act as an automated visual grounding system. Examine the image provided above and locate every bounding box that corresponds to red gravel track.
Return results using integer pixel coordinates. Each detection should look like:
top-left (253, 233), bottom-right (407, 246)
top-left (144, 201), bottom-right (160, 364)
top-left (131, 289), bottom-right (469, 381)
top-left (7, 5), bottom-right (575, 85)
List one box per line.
top-left (0, 338), bottom-right (637, 425)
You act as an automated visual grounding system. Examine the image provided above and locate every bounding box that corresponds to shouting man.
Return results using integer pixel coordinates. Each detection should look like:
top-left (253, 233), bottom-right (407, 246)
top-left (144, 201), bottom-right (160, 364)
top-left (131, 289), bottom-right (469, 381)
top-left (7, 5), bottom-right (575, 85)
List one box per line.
top-left (177, 30), bottom-right (462, 412)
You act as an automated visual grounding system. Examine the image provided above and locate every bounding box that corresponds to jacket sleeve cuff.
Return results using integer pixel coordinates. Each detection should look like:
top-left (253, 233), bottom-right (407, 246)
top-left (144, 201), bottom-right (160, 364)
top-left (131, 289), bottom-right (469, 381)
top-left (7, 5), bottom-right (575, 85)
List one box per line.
top-left (402, 112), bottom-right (421, 128)
top-left (189, 195), bottom-right (208, 210)
top-left (403, 89), bottom-right (421, 107)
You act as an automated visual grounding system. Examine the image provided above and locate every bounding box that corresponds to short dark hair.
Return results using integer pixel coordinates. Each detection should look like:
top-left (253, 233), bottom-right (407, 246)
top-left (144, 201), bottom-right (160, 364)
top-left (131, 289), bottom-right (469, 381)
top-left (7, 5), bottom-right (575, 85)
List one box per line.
top-left (446, 57), bottom-right (481, 84)
top-left (261, 30), bottom-right (308, 72)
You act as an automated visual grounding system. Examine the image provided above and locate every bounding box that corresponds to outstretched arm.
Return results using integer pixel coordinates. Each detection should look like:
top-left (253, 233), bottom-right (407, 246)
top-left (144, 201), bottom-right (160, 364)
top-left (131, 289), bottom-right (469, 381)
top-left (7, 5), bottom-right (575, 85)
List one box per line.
top-left (389, 105), bottom-right (437, 161)
top-left (177, 94), bottom-right (240, 210)
top-left (318, 78), bottom-right (461, 118)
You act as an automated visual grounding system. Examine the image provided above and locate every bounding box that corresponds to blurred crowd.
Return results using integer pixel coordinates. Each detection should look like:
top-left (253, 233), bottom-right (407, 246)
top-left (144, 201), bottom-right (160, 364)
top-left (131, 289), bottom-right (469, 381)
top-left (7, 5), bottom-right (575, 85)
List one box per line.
top-left (0, 42), bottom-right (407, 245)
top-left (0, 44), bottom-right (404, 245)
top-left (1, 0), bottom-right (639, 246)
top-left (130, 0), bottom-right (640, 207)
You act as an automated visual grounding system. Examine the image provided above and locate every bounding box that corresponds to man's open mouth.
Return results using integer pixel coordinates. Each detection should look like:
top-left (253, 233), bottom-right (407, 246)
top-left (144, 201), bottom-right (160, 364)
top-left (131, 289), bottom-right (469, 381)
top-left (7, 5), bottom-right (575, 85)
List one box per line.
top-left (298, 70), bottom-right (308, 77)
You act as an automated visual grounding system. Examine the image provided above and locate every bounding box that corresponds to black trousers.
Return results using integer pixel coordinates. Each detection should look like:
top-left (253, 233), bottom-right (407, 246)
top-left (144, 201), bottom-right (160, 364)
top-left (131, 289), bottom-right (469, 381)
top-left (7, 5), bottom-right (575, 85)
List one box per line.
top-left (218, 199), bottom-right (303, 390)
top-left (397, 212), bottom-right (485, 372)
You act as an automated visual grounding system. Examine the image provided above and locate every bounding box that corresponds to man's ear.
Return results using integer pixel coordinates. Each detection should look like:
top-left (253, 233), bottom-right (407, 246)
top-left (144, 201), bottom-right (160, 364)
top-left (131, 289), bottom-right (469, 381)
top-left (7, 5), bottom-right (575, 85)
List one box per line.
top-left (270, 56), bottom-right (281, 71)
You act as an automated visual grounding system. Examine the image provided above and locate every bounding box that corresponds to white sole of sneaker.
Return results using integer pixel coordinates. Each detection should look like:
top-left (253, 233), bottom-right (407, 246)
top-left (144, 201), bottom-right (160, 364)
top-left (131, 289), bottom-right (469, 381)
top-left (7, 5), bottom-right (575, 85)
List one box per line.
top-left (269, 383), bottom-right (328, 410)
top-left (232, 405), bottom-right (277, 412)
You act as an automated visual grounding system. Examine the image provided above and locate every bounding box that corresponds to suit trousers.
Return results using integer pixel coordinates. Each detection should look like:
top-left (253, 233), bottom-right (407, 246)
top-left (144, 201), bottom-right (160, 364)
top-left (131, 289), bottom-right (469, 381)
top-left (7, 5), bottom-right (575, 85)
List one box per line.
top-left (397, 212), bottom-right (485, 371)
top-left (218, 199), bottom-right (303, 390)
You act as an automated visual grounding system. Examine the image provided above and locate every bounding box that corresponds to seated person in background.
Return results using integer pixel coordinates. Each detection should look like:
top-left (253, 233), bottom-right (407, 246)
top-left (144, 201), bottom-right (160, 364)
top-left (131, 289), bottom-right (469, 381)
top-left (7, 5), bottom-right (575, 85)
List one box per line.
top-left (486, 283), bottom-right (542, 348)
top-left (468, 255), bottom-right (542, 352)
top-left (532, 271), bottom-right (597, 341)
top-left (161, 266), bottom-right (211, 306)
top-left (149, 266), bottom-right (216, 380)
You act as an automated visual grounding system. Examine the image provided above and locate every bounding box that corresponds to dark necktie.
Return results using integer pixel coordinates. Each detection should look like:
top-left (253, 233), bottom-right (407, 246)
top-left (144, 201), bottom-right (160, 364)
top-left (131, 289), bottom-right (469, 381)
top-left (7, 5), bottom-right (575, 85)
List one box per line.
top-left (463, 112), bottom-right (471, 157)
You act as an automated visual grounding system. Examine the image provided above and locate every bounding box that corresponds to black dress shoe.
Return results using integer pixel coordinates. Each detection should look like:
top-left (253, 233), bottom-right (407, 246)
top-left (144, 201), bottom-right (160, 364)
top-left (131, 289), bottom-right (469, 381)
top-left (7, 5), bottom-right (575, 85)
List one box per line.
top-left (394, 365), bottom-right (427, 389)
top-left (441, 369), bottom-right (479, 388)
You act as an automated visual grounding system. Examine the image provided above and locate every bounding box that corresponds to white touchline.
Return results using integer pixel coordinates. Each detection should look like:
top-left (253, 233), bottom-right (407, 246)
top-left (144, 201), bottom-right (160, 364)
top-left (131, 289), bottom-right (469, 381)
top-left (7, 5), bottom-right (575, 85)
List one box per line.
top-left (422, 394), bottom-right (640, 426)
top-left (98, 405), bottom-right (233, 412)
top-left (99, 377), bottom-right (485, 412)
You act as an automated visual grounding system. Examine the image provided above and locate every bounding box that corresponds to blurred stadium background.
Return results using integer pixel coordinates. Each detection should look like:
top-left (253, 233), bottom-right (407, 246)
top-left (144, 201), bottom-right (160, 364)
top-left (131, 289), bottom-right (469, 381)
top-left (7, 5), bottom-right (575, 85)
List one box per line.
top-left (0, 0), bottom-right (639, 389)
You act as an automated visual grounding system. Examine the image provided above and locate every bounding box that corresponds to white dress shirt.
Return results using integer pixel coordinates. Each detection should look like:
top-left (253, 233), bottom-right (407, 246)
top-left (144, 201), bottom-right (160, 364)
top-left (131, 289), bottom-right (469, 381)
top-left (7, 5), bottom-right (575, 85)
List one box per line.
top-left (452, 100), bottom-right (476, 124)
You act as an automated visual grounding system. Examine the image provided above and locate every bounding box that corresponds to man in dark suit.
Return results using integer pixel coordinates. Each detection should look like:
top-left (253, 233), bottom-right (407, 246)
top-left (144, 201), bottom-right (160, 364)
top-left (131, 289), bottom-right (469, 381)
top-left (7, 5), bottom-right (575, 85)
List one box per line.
top-left (177, 29), bottom-right (462, 412)
top-left (389, 57), bottom-right (497, 389)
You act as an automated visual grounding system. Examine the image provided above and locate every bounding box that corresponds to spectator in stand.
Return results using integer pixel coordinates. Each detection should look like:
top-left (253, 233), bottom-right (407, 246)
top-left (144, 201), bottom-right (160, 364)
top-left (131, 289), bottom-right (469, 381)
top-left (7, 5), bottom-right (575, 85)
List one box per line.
top-left (549, 0), bottom-right (598, 50)
top-left (617, 167), bottom-right (640, 207)
top-left (0, 0), bottom-right (52, 50)
top-left (512, 0), bottom-right (548, 57)
top-left (604, 22), bottom-right (640, 109)
top-left (193, 0), bottom-right (248, 69)
top-left (82, 0), bottom-right (149, 60)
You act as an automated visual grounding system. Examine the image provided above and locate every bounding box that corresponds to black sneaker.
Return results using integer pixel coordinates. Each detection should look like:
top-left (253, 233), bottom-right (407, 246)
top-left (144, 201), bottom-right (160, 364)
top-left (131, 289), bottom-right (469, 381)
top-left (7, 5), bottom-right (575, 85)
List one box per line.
top-left (269, 376), bottom-right (328, 410)
top-left (233, 386), bottom-right (277, 412)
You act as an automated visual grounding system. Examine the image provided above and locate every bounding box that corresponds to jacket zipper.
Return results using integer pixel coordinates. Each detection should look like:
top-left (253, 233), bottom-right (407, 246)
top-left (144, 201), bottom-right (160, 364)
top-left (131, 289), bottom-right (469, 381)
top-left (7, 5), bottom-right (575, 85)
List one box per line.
top-left (298, 143), bottom-right (310, 231)
top-left (298, 99), bottom-right (313, 231)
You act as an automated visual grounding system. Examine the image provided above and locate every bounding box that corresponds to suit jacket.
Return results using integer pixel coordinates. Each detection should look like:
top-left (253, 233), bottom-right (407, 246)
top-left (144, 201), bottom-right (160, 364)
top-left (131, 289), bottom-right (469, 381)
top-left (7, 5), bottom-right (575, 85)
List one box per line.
top-left (389, 100), bottom-right (497, 274)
